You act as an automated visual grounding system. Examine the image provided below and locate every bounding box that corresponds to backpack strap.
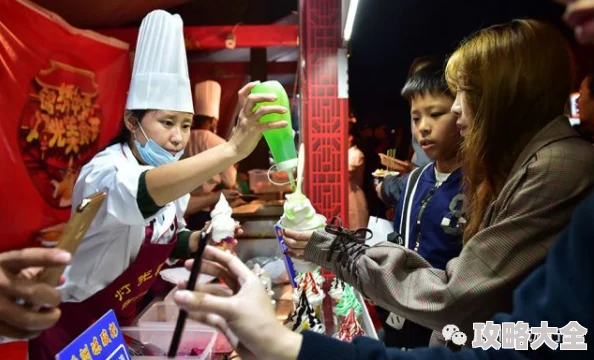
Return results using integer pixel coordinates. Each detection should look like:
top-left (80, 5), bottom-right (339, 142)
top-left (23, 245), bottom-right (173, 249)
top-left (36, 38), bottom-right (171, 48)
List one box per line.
top-left (399, 164), bottom-right (430, 248)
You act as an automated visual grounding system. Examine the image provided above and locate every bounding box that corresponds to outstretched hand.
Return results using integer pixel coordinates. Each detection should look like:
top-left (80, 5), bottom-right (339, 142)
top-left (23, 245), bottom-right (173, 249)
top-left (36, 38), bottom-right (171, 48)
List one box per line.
top-left (174, 246), bottom-right (302, 360)
top-left (0, 248), bottom-right (71, 339)
top-left (282, 229), bottom-right (315, 259)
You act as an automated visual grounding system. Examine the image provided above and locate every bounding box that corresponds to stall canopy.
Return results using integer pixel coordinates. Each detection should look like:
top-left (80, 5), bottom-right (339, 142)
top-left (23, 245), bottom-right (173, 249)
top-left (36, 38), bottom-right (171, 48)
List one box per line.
top-left (32, 0), bottom-right (297, 28)
top-left (32, 0), bottom-right (191, 28)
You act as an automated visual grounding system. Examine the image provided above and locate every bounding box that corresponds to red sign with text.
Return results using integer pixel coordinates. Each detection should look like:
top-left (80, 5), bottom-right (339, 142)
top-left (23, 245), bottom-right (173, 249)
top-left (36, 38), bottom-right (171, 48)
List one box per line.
top-left (0, 0), bottom-right (131, 252)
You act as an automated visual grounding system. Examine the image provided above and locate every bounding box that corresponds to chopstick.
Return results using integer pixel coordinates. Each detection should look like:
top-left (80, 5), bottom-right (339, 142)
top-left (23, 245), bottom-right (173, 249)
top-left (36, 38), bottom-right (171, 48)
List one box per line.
top-left (167, 224), bottom-right (212, 357)
top-left (387, 149), bottom-right (395, 171)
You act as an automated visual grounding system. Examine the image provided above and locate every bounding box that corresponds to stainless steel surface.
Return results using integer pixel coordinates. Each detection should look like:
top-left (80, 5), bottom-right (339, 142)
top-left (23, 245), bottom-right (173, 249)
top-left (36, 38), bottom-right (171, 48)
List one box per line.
top-left (235, 237), bottom-right (283, 262)
top-left (238, 219), bottom-right (279, 239)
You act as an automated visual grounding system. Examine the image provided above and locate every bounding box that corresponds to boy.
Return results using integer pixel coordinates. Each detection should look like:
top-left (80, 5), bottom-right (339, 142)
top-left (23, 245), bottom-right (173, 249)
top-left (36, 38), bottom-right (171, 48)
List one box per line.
top-left (377, 59), bottom-right (465, 349)
top-left (376, 56), bottom-right (435, 208)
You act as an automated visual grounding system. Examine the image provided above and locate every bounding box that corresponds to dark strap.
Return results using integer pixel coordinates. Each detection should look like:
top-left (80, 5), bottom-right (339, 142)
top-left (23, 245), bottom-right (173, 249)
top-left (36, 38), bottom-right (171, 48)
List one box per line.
top-left (324, 216), bottom-right (371, 273)
top-left (325, 216), bottom-right (373, 243)
top-left (399, 165), bottom-right (425, 243)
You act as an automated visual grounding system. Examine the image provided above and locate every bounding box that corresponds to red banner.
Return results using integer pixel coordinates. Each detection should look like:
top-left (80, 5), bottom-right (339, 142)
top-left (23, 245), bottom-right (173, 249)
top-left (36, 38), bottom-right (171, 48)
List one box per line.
top-left (0, 0), bottom-right (131, 252)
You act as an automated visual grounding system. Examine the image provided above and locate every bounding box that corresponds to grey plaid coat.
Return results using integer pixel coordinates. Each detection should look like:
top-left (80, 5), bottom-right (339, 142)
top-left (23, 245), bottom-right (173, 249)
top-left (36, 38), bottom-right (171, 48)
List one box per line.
top-left (305, 116), bottom-right (594, 345)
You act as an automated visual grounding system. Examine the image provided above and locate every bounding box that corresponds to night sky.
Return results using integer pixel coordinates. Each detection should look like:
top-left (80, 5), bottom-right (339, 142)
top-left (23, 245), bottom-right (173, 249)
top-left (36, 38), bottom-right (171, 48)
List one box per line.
top-left (348, 0), bottom-right (569, 127)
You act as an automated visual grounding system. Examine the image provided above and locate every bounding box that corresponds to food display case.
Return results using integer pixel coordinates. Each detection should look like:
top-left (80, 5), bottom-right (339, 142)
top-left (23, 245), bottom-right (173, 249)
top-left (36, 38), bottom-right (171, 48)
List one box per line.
top-left (128, 237), bottom-right (378, 358)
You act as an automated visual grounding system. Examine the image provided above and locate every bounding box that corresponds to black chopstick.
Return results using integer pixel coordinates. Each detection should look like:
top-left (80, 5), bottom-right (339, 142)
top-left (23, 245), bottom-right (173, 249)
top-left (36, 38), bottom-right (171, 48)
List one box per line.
top-left (167, 224), bottom-right (212, 357)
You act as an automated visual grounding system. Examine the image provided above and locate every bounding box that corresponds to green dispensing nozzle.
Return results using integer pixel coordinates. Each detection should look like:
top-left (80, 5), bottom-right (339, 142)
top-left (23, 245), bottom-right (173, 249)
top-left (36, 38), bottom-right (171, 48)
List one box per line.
top-left (251, 81), bottom-right (298, 190)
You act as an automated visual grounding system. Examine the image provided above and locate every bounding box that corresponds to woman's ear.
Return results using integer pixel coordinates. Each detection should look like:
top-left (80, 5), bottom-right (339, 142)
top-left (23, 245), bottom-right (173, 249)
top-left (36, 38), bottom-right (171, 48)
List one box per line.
top-left (124, 111), bottom-right (139, 132)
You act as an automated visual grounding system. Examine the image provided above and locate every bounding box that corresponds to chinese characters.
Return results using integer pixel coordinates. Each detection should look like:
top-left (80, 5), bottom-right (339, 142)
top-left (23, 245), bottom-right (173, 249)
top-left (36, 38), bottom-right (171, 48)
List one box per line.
top-left (27, 83), bottom-right (101, 158)
top-left (471, 321), bottom-right (588, 351)
top-left (68, 322), bottom-right (120, 360)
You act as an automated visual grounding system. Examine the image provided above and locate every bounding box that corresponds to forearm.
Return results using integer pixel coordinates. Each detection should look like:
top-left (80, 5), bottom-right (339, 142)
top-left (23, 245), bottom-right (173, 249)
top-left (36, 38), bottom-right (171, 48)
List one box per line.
top-left (146, 142), bottom-right (242, 206)
top-left (304, 231), bottom-right (471, 333)
top-left (274, 331), bottom-right (302, 360)
top-left (298, 331), bottom-right (500, 360)
top-left (220, 166), bottom-right (238, 189)
top-left (170, 230), bottom-right (199, 259)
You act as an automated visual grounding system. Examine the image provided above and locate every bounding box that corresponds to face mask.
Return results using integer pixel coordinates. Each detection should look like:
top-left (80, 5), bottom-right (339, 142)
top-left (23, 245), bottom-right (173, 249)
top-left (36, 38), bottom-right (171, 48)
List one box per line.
top-left (133, 124), bottom-right (184, 167)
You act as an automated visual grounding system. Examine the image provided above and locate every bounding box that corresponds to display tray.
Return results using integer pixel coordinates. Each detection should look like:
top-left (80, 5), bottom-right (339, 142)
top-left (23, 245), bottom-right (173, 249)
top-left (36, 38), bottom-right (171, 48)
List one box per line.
top-left (275, 283), bottom-right (378, 340)
top-left (131, 281), bottom-right (377, 359)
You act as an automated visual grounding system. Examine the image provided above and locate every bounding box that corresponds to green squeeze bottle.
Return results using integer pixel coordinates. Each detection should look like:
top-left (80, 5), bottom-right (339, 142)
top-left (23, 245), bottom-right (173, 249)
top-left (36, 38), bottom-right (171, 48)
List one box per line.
top-left (250, 80), bottom-right (298, 188)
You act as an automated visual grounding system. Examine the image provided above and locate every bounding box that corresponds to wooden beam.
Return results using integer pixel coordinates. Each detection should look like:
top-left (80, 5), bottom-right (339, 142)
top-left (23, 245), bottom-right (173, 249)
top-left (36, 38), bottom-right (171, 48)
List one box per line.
top-left (189, 62), bottom-right (297, 75)
top-left (97, 25), bottom-right (298, 50)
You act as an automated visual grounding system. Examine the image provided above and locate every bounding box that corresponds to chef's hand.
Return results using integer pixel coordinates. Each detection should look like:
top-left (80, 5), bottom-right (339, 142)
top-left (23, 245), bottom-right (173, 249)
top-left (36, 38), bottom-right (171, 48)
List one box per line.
top-left (555, 0), bottom-right (594, 43)
top-left (221, 189), bottom-right (241, 202)
top-left (190, 222), bottom-right (243, 253)
top-left (174, 246), bottom-right (302, 360)
top-left (229, 198), bottom-right (247, 208)
top-left (283, 229), bottom-right (314, 259)
top-left (0, 248), bottom-right (71, 339)
top-left (229, 81), bottom-right (288, 158)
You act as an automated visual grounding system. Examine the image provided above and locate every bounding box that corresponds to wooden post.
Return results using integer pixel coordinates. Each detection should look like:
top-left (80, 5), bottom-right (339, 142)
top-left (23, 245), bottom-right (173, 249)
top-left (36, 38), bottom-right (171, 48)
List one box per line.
top-left (300, 0), bottom-right (349, 225)
top-left (237, 0), bottom-right (271, 173)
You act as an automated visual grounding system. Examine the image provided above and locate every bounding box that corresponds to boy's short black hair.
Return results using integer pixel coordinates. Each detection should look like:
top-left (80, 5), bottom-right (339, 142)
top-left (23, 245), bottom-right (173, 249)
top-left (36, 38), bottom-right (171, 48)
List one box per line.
top-left (401, 57), bottom-right (453, 101)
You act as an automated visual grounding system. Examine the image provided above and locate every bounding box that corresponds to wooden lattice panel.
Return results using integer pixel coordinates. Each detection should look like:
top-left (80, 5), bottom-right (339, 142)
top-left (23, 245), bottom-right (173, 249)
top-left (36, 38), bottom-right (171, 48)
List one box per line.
top-left (300, 0), bottom-right (349, 226)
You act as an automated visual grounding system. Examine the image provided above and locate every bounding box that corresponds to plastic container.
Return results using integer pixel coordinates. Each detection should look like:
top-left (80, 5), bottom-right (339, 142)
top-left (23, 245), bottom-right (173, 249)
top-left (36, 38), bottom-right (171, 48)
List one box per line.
top-left (137, 302), bottom-right (233, 354)
top-left (250, 81), bottom-right (298, 173)
top-left (138, 302), bottom-right (197, 326)
top-left (248, 169), bottom-right (292, 194)
top-left (122, 326), bottom-right (216, 359)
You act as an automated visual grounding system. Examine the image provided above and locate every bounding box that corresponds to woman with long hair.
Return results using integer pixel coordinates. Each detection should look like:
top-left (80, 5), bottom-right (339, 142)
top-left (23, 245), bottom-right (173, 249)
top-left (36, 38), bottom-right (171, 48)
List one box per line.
top-left (284, 19), bottom-right (594, 345)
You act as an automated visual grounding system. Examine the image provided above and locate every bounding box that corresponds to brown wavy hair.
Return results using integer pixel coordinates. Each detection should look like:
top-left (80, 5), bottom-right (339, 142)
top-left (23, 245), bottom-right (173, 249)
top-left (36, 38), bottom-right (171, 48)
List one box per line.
top-left (445, 19), bottom-right (574, 243)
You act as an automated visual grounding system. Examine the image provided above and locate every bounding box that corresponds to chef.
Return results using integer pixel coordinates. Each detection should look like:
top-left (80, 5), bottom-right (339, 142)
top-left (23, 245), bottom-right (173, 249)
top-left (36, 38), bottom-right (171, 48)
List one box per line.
top-left (29, 9), bottom-right (287, 359)
top-left (185, 80), bottom-right (240, 230)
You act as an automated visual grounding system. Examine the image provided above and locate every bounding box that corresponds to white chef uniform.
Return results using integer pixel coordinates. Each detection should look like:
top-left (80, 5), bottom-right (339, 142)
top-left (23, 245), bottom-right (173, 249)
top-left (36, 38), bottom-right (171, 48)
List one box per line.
top-left (59, 9), bottom-right (194, 302)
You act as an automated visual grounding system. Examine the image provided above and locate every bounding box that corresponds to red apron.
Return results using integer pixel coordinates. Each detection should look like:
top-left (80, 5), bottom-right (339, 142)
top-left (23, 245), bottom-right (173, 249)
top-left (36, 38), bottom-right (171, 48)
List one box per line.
top-left (29, 218), bottom-right (178, 360)
top-left (0, 341), bottom-right (27, 360)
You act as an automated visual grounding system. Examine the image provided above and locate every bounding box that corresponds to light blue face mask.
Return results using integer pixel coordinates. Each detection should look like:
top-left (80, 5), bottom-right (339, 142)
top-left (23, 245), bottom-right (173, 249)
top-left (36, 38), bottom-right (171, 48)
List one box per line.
top-left (133, 124), bottom-right (184, 167)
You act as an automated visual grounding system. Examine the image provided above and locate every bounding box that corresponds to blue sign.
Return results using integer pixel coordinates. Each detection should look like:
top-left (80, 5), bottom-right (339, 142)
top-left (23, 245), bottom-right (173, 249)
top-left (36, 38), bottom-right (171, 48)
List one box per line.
top-left (274, 223), bottom-right (298, 288)
top-left (56, 310), bottom-right (131, 360)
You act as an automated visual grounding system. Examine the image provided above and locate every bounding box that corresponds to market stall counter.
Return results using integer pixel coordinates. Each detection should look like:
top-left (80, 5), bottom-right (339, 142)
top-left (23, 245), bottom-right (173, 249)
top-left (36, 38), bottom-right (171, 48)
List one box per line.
top-left (124, 235), bottom-right (378, 359)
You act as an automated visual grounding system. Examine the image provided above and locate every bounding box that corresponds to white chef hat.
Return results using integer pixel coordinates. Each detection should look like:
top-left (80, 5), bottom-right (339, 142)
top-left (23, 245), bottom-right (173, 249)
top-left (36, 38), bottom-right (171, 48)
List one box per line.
top-left (126, 10), bottom-right (194, 114)
top-left (194, 80), bottom-right (221, 119)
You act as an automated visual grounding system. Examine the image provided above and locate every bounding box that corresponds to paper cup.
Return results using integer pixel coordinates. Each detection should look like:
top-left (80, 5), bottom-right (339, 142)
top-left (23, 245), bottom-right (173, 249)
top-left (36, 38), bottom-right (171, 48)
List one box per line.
top-left (291, 259), bottom-right (320, 273)
top-left (312, 300), bottom-right (324, 318)
top-left (330, 293), bottom-right (343, 307)
top-left (292, 292), bottom-right (325, 317)
top-left (273, 215), bottom-right (327, 288)
top-left (333, 311), bottom-right (362, 328)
